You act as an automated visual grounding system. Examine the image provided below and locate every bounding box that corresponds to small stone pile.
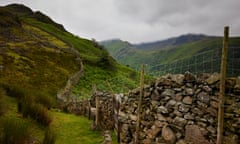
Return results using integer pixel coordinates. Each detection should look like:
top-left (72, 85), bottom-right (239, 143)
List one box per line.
top-left (119, 72), bottom-right (240, 144)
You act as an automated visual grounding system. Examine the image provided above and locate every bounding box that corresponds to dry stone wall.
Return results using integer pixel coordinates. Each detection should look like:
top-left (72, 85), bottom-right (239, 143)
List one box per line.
top-left (119, 72), bottom-right (240, 144)
top-left (67, 72), bottom-right (240, 144)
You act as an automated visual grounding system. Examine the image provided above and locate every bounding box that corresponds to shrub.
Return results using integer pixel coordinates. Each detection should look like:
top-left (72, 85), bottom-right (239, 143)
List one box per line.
top-left (18, 96), bottom-right (52, 126)
top-left (1, 118), bottom-right (30, 144)
top-left (31, 103), bottom-right (52, 126)
top-left (2, 84), bottom-right (25, 99)
top-left (43, 128), bottom-right (57, 144)
top-left (22, 103), bottom-right (52, 126)
top-left (18, 94), bottom-right (35, 117)
top-left (36, 92), bottom-right (55, 109)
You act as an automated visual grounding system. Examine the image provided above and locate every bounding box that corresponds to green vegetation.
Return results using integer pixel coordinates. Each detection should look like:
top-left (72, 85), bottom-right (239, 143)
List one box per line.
top-left (72, 64), bottom-right (140, 98)
top-left (0, 118), bottom-right (30, 144)
top-left (43, 128), bottom-right (57, 144)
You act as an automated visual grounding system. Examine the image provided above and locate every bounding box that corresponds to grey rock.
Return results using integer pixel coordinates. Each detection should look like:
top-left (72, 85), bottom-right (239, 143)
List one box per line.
top-left (171, 74), bottom-right (185, 85)
top-left (182, 96), bottom-right (193, 105)
top-left (202, 85), bottom-right (212, 92)
top-left (184, 71), bottom-right (196, 82)
top-left (207, 126), bottom-right (216, 134)
top-left (176, 139), bottom-right (187, 144)
top-left (154, 120), bottom-right (167, 128)
top-left (162, 126), bottom-right (176, 144)
top-left (162, 89), bottom-right (175, 97)
top-left (184, 113), bottom-right (194, 120)
top-left (178, 104), bottom-right (190, 113)
top-left (175, 93), bottom-right (183, 101)
top-left (197, 91), bottom-right (210, 104)
top-left (173, 110), bottom-right (183, 117)
top-left (158, 106), bottom-right (169, 114)
top-left (166, 99), bottom-right (177, 108)
top-left (142, 139), bottom-right (152, 144)
top-left (156, 113), bottom-right (167, 121)
top-left (206, 73), bottom-right (220, 85)
top-left (184, 88), bottom-right (194, 96)
top-left (185, 125), bottom-right (211, 144)
top-left (173, 116), bottom-right (187, 127)
top-left (129, 114), bottom-right (137, 121)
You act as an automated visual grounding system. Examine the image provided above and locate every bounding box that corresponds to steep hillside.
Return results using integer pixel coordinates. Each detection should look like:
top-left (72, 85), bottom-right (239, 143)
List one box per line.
top-left (101, 35), bottom-right (240, 75)
top-left (0, 5), bottom-right (80, 99)
top-left (0, 4), bottom-right (139, 99)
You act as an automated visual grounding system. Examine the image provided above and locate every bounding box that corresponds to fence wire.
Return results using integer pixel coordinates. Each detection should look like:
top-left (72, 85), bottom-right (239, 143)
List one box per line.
top-left (148, 47), bottom-right (240, 77)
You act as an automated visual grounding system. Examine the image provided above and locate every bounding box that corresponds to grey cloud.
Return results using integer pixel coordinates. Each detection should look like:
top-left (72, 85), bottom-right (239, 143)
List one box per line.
top-left (0, 0), bottom-right (240, 43)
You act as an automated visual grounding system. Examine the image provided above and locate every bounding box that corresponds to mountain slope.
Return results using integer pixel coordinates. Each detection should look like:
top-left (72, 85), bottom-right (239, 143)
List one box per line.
top-left (0, 6), bottom-right (80, 98)
top-left (135, 34), bottom-right (209, 50)
top-left (101, 35), bottom-right (240, 75)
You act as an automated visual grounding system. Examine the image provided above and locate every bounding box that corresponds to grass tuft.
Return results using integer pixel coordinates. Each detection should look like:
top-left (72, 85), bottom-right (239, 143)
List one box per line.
top-left (0, 118), bottom-right (30, 144)
top-left (43, 128), bottom-right (57, 144)
top-left (20, 101), bottom-right (52, 127)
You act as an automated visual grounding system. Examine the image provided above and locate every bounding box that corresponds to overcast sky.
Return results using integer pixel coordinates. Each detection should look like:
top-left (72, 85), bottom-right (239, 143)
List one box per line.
top-left (1, 0), bottom-right (240, 43)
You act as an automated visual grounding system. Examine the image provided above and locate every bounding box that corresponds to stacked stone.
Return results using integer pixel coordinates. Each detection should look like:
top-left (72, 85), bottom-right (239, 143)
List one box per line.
top-left (119, 72), bottom-right (240, 144)
top-left (91, 91), bottom-right (114, 130)
top-left (65, 100), bottom-right (88, 115)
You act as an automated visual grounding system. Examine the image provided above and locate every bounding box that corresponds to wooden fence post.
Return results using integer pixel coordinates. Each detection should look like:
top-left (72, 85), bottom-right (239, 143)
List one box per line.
top-left (217, 26), bottom-right (229, 144)
top-left (92, 84), bottom-right (100, 127)
top-left (107, 80), bottom-right (121, 142)
top-left (88, 100), bottom-right (91, 120)
top-left (95, 96), bottom-right (99, 127)
top-left (135, 64), bottom-right (145, 144)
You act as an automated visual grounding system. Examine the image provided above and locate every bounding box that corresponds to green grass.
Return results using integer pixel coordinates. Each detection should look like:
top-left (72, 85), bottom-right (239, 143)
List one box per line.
top-left (51, 111), bottom-right (103, 144)
top-left (0, 95), bottom-right (45, 142)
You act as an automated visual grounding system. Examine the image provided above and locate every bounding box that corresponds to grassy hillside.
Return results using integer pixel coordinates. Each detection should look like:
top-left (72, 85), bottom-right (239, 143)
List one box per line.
top-left (101, 39), bottom-right (146, 69)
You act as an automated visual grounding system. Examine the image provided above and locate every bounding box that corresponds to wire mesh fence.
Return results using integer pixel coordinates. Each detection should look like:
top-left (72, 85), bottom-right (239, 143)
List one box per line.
top-left (148, 47), bottom-right (240, 77)
top-left (95, 76), bottom-right (139, 94)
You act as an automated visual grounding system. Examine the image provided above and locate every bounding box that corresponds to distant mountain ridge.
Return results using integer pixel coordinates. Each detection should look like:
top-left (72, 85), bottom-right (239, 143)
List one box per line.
top-left (135, 34), bottom-right (214, 50)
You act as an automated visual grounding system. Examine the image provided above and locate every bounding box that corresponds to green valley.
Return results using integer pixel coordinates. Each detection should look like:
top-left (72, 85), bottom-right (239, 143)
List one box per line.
top-left (101, 35), bottom-right (240, 75)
